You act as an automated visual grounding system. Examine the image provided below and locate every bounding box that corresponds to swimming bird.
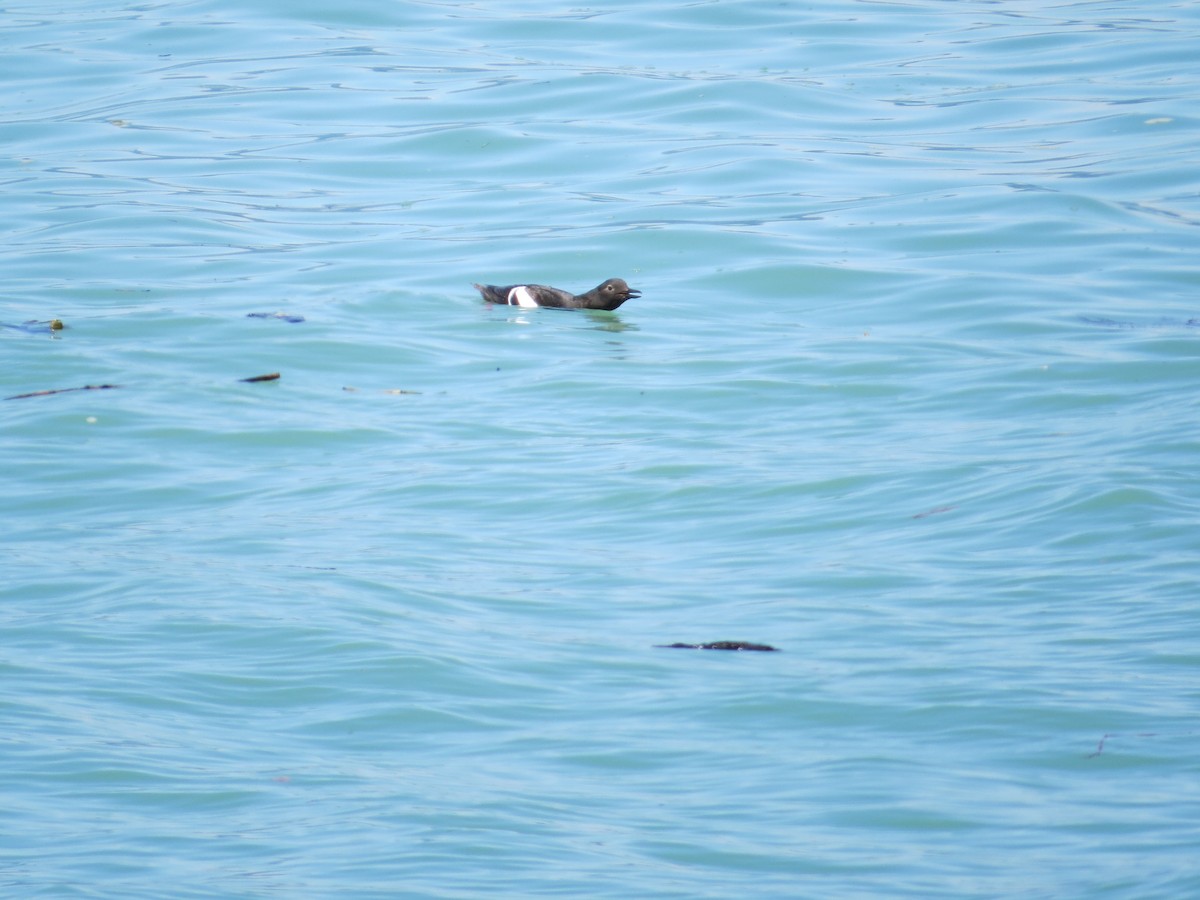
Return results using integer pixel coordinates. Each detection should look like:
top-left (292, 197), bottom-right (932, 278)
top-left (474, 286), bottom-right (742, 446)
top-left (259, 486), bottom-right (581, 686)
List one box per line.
top-left (473, 277), bottom-right (640, 311)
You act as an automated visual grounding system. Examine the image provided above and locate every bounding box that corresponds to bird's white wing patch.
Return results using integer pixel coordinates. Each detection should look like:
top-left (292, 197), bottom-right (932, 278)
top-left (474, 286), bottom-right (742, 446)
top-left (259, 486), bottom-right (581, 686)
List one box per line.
top-left (507, 285), bottom-right (539, 308)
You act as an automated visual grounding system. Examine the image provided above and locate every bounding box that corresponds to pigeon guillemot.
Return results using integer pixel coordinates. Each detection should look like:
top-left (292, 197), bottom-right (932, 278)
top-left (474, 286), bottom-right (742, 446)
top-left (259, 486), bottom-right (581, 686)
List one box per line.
top-left (473, 278), bottom-right (640, 311)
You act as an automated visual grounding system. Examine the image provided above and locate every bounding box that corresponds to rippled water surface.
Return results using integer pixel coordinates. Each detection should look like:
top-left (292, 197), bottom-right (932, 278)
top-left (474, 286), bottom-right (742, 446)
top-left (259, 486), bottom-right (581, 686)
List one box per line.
top-left (4, 1), bottom-right (1200, 897)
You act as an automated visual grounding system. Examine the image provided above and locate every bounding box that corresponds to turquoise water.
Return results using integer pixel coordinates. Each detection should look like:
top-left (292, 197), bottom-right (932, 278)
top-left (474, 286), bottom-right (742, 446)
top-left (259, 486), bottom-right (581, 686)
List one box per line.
top-left (4, 1), bottom-right (1200, 896)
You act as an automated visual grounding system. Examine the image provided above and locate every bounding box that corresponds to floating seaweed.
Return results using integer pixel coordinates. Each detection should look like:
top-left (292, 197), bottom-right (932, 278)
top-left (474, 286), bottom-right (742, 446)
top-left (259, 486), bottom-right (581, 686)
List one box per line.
top-left (655, 641), bottom-right (779, 652)
top-left (5, 384), bottom-right (120, 401)
top-left (1, 319), bottom-right (65, 335)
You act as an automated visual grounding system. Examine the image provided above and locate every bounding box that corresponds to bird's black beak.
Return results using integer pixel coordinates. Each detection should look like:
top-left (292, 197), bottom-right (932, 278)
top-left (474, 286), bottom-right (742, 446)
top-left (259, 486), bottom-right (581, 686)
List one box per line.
top-left (626, 287), bottom-right (641, 299)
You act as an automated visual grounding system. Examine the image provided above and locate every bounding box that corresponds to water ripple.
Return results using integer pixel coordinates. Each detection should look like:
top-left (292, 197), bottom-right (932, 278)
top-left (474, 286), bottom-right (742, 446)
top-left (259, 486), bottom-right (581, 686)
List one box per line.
top-left (5, 1), bottom-right (1200, 897)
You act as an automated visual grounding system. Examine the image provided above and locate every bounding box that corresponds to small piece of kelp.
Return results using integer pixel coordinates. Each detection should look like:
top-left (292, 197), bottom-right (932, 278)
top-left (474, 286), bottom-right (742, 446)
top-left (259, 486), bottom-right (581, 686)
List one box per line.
top-left (5, 383), bottom-right (120, 400)
top-left (240, 372), bottom-right (280, 383)
top-left (246, 312), bottom-right (305, 323)
top-left (656, 641), bottom-right (779, 652)
top-left (1, 319), bottom-right (65, 334)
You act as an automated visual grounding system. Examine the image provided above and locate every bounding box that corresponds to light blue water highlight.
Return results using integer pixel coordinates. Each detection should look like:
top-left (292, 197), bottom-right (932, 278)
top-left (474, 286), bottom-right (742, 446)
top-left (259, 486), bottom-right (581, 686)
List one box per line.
top-left (4, 2), bottom-right (1200, 897)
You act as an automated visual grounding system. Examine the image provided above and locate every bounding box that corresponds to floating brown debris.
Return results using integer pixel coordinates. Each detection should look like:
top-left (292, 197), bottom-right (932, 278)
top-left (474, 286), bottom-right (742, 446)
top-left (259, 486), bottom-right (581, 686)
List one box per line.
top-left (655, 641), bottom-right (779, 652)
top-left (240, 372), bottom-right (281, 383)
top-left (5, 384), bottom-right (121, 401)
top-left (1, 319), bottom-right (65, 335)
